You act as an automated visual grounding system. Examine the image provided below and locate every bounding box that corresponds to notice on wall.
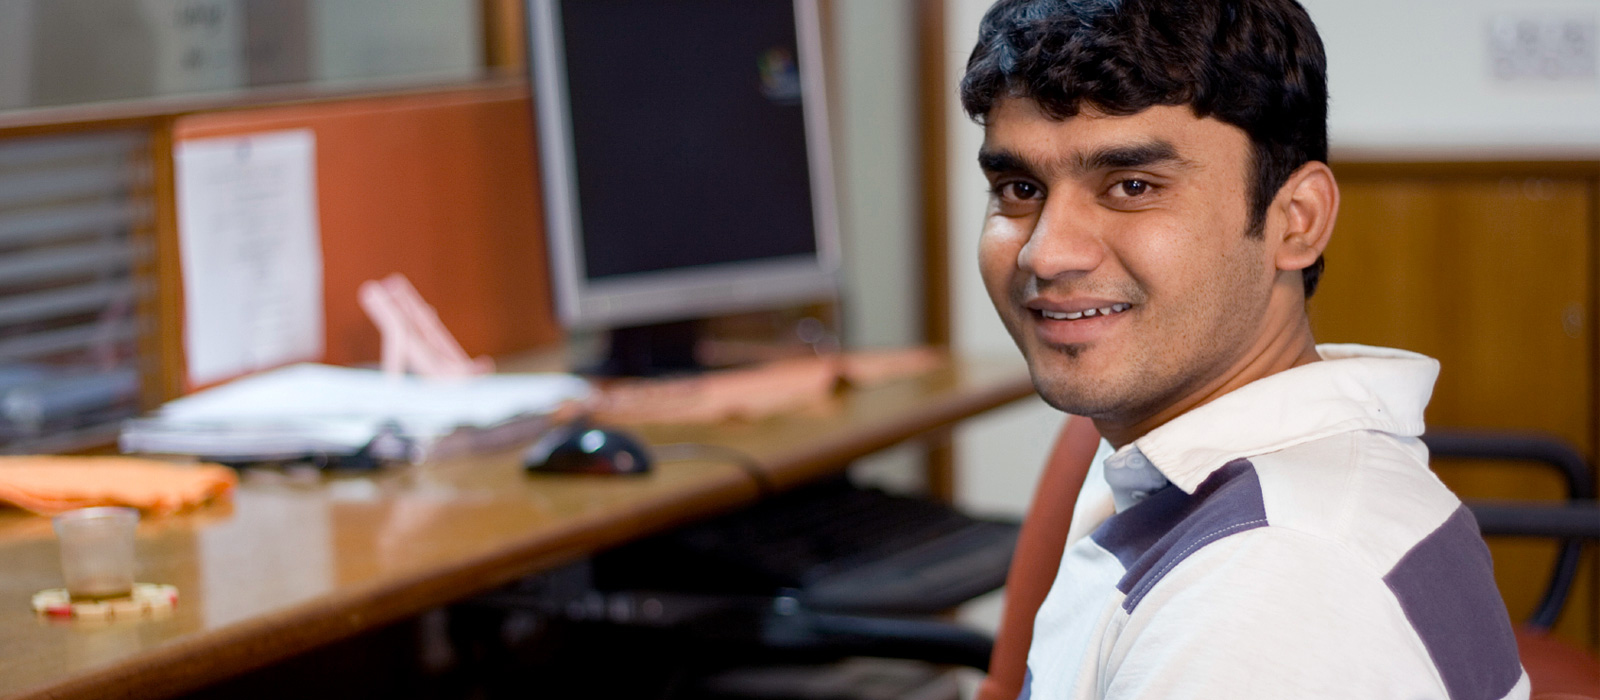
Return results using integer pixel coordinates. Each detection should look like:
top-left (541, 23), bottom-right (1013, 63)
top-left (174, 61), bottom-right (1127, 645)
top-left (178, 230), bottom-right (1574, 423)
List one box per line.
top-left (176, 129), bottom-right (324, 387)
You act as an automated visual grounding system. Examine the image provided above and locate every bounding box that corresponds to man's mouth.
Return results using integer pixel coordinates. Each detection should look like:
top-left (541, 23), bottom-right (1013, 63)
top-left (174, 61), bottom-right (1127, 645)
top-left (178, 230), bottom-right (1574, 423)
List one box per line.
top-left (1037, 303), bottom-right (1132, 321)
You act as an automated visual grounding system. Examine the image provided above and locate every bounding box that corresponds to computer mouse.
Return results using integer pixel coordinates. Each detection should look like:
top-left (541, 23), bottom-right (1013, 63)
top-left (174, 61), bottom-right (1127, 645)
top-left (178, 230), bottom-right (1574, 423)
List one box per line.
top-left (522, 422), bottom-right (653, 475)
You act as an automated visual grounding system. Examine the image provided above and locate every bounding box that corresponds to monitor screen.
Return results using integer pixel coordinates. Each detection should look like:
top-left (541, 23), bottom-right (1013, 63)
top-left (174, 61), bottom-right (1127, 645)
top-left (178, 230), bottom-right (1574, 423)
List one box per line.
top-left (528, 0), bottom-right (840, 330)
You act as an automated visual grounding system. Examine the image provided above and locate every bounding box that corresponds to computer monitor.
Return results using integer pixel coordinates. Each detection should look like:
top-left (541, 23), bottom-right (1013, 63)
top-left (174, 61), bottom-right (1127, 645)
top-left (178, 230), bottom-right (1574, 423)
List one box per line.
top-left (526, 0), bottom-right (841, 375)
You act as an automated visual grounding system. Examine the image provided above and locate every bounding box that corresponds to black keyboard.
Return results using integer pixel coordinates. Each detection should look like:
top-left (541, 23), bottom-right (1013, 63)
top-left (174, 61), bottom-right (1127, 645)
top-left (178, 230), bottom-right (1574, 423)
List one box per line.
top-left (593, 479), bottom-right (1020, 614)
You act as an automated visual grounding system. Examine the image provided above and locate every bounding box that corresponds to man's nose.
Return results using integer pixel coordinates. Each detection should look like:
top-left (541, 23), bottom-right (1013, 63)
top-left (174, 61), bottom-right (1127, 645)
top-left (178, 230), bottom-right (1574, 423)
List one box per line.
top-left (1017, 198), bottom-right (1104, 280)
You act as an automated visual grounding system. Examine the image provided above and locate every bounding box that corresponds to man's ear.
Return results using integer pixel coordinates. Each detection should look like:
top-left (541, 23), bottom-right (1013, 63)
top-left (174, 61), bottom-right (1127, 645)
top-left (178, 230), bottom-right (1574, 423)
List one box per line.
top-left (1271, 161), bottom-right (1338, 273)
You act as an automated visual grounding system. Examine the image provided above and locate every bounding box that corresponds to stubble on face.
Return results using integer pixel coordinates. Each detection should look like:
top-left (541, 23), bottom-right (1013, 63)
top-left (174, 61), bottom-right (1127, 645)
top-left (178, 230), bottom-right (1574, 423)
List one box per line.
top-left (1021, 233), bottom-right (1271, 426)
top-left (977, 101), bottom-right (1278, 439)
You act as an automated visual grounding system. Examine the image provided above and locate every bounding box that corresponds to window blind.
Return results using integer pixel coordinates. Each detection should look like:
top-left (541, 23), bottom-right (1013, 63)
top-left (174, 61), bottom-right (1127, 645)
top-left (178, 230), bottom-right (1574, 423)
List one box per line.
top-left (0, 131), bottom-right (152, 453)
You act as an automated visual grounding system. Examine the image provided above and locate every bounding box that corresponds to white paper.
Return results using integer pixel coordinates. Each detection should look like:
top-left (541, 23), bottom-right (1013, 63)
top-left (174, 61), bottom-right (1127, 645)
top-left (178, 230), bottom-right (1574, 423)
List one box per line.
top-left (176, 129), bottom-right (324, 386)
top-left (157, 363), bottom-right (591, 434)
top-left (120, 363), bottom-right (594, 460)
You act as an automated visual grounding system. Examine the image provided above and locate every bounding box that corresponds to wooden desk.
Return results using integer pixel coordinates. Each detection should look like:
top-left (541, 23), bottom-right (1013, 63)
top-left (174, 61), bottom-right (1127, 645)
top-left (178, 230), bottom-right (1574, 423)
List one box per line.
top-left (0, 358), bottom-right (1034, 700)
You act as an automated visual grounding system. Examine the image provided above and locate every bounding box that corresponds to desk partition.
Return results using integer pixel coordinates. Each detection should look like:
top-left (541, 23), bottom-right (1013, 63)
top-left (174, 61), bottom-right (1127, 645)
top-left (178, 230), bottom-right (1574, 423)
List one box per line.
top-left (167, 86), bottom-right (563, 386)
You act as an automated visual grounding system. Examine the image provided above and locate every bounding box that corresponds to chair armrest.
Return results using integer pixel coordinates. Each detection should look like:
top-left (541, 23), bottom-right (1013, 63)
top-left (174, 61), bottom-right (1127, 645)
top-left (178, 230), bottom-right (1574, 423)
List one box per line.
top-left (1425, 431), bottom-right (1597, 632)
top-left (1423, 431), bottom-right (1595, 500)
top-left (1463, 498), bottom-right (1598, 631)
top-left (1469, 501), bottom-right (1600, 539)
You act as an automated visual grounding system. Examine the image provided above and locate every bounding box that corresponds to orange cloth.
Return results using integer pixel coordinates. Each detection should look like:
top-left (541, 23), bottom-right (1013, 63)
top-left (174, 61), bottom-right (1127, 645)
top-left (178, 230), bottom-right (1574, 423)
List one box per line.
top-left (0, 456), bottom-right (236, 516)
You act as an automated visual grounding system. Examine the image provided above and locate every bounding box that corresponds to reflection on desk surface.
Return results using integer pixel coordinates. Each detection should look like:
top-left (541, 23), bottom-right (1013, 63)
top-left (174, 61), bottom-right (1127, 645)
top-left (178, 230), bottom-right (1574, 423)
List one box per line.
top-left (0, 356), bottom-right (1033, 700)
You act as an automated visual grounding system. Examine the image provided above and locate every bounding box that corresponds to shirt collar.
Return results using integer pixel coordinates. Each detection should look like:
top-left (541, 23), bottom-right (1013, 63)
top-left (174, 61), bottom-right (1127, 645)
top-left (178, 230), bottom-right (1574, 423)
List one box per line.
top-left (1105, 344), bottom-right (1439, 498)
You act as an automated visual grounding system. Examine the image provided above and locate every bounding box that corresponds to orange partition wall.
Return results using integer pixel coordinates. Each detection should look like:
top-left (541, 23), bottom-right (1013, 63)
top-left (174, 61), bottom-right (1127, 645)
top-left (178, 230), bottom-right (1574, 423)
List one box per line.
top-left (168, 85), bottom-right (562, 381)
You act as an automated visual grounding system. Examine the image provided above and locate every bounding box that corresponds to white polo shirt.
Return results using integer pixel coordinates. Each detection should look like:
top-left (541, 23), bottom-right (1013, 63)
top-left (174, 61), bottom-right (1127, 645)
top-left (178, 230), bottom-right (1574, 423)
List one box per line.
top-left (1022, 344), bottom-right (1529, 700)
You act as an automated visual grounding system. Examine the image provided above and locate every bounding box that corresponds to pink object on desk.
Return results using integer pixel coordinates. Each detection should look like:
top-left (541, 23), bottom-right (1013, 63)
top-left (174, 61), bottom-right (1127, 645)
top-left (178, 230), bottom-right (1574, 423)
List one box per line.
top-left (593, 348), bottom-right (947, 425)
top-left (359, 273), bottom-right (495, 379)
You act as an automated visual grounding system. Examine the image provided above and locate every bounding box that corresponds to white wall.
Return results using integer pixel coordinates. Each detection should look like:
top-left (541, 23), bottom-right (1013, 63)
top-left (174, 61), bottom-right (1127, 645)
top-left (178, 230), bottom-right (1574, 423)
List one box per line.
top-left (831, 1), bottom-right (939, 495)
top-left (1301, 0), bottom-right (1600, 156)
top-left (833, 0), bottom-right (923, 351)
top-left (311, 0), bottom-right (483, 85)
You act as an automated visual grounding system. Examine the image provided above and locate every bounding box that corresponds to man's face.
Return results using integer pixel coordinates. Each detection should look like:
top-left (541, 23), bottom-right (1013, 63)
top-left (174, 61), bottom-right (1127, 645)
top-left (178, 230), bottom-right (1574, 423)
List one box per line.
top-left (978, 100), bottom-right (1279, 429)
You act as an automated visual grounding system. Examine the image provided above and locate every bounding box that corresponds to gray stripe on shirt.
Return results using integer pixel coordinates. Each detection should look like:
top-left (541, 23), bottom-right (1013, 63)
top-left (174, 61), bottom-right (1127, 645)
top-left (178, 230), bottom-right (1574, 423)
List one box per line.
top-left (1383, 505), bottom-right (1523, 700)
top-left (1091, 459), bottom-right (1269, 612)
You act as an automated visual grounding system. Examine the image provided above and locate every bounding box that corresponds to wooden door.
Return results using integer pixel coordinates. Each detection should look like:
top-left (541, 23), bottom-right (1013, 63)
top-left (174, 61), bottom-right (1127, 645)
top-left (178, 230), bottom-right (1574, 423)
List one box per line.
top-left (1313, 164), bottom-right (1598, 648)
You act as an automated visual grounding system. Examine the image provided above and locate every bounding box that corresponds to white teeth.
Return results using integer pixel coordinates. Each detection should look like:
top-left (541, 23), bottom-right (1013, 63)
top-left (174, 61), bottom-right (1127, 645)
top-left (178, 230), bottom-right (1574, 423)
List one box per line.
top-left (1039, 303), bottom-right (1131, 320)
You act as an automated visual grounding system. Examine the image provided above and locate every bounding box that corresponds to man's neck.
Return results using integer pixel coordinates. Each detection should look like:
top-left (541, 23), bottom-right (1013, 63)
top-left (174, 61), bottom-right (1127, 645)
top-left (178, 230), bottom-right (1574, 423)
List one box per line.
top-left (1096, 315), bottom-right (1321, 449)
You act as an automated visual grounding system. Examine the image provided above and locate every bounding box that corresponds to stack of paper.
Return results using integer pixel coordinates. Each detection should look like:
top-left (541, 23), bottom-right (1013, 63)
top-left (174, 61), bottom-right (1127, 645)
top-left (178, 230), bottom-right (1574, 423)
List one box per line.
top-left (120, 363), bottom-right (592, 463)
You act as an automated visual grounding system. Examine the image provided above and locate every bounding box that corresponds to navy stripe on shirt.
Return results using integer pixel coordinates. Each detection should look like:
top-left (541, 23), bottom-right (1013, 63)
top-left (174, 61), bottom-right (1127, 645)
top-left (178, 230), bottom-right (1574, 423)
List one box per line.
top-left (1091, 459), bottom-right (1269, 612)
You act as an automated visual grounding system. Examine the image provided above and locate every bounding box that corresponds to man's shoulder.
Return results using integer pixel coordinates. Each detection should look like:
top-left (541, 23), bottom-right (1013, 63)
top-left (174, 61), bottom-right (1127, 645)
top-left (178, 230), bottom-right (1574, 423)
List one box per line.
top-left (1090, 433), bottom-right (1525, 700)
top-left (1250, 430), bottom-right (1462, 573)
top-left (1106, 519), bottom-right (1526, 700)
top-left (1248, 432), bottom-right (1524, 700)
top-left (1093, 431), bottom-right (1476, 612)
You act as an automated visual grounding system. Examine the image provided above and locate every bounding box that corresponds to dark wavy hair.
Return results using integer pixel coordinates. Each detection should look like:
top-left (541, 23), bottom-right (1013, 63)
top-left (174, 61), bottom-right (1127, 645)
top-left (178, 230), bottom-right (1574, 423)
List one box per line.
top-left (960, 0), bottom-right (1328, 297)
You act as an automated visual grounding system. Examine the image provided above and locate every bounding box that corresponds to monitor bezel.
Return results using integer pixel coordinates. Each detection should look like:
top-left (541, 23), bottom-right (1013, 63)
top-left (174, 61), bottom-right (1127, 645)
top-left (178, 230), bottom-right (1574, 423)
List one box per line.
top-left (527, 0), bottom-right (842, 330)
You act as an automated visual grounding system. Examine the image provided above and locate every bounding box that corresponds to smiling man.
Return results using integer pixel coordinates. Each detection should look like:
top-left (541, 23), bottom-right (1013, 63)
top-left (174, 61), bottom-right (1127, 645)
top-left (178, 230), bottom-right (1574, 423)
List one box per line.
top-left (963, 0), bottom-right (1528, 698)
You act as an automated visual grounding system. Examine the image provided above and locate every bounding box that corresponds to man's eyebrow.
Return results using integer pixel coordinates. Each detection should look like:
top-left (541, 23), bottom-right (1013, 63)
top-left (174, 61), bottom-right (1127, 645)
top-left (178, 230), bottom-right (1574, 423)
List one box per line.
top-left (1074, 140), bottom-right (1191, 173)
top-left (977, 148), bottom-right (1029, 174)
top-left (978, 140), bottom-right (1193, 179)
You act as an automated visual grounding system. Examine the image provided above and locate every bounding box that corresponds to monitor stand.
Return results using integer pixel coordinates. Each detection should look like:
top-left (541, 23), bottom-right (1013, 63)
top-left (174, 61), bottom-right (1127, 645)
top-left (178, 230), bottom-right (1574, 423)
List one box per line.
top-left (591, 319), bottom-right (706, 377)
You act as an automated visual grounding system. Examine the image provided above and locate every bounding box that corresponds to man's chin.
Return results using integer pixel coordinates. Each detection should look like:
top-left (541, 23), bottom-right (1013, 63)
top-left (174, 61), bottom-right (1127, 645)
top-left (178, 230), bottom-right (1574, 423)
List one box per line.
top-left (1021, 340), bottom-right (1095, 382)
top-left (1023, 342), bottom-right (1140, 417)
top-left (1027, 367), bottom-right (1110, 417)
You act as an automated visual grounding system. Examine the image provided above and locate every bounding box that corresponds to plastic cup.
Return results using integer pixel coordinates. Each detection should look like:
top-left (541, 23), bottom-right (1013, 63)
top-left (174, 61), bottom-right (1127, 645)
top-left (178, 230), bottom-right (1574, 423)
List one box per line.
top-left (52, 507), bottom-right (140, 601)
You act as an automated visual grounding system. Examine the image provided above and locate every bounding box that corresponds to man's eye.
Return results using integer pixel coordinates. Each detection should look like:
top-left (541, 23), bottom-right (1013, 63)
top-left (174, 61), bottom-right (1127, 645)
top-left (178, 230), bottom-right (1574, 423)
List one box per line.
top-left (997, 181), bottom-right (1042, 200)
top-left (1113, 179), bottom-right (1152, 197)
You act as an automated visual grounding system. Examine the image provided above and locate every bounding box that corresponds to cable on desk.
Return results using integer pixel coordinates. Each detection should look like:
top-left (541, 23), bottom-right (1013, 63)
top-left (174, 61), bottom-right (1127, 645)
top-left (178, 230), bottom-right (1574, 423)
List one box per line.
top-left (653, 443), bottom-right (776, 497)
